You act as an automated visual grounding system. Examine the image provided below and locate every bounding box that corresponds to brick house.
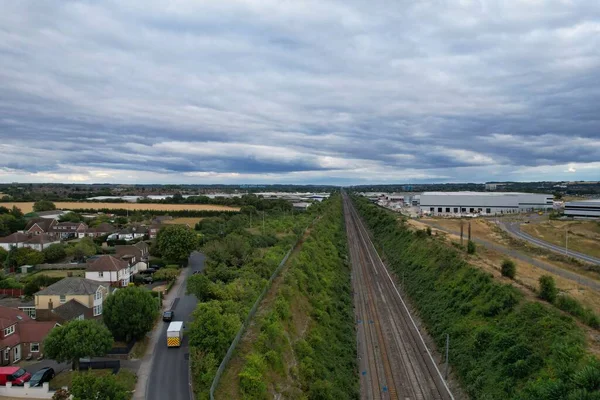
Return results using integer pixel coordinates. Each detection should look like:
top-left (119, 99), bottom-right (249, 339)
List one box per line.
top-left (115, 244), bottom-right (148, 273)
top-left (0, 306), bottom-right (57, 365)
top-left (85, 255), bottom-right (132, 287)
top-left (49, 222), bottom-right (88, 239)
top-left (34, 278), bottom-right (109, 321)
top-left (24, 218), bottom-right (58, 236)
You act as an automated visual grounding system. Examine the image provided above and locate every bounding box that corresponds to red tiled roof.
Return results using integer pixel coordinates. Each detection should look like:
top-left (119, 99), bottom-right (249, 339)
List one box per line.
top-left (0, 306), bottom-right (31, 329)
top-left (19, 321), bottom-right (56, 343)
top-left (25, 234), bottom-right (58, 245)
top-left (87, 255), bottom-right (128, 272)
top-left (0, 232), bottom-right (30, 244)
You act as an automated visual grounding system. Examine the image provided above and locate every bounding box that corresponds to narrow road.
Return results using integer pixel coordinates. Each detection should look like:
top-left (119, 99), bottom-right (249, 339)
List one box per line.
top-left (344, 194), bottom-right (453, 400)
top-left (146, 252), bottom-right (205, 400)
top-left (498, 221), bottom-right (600, 265)
top-left (418, 220), bottom-right (600, 291)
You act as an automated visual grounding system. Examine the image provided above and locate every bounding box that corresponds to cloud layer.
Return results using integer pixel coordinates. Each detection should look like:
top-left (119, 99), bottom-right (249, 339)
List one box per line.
top-left (1, 0), bottom-right (599, 184)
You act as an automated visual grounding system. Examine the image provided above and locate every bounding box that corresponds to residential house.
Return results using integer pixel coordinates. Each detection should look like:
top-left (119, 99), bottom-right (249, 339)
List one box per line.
top-left (85, 255), bottom-right (132, 287)
top-left (34, 278), bottom-right (109, 321)
top-left (0, 233), bottom-right (29, 251)
top-left (23, 234), bottom-right (61, 252)
top-left (108, 226), bottom-right (148, 241)
top-left (114, 243), bottom-right (149, 273)
top-left (49, 222), bottom-right (88, 239)
top-left (0, 306), bottom-right (57, 365)
top-left (24, 218), bottom-right (57, 236)
top-left (149, 225), bottom-right (160, 239)
top-left (0, 298), bottom-right (35, 320)
top-left (84, 223), bottom-right (117, 238)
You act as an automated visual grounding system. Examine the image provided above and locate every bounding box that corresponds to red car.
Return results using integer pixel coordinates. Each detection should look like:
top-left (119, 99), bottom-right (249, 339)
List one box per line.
top-left (0, 366), bottom-right (32, 386)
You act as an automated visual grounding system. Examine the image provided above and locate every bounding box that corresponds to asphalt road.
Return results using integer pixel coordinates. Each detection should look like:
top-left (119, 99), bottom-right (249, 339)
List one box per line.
top-left (344, 194), bottom-right (453, 400)
top-left (499, 221), bottom-right (600, 265)
top-left (147, 251), bottom-right (205, 400)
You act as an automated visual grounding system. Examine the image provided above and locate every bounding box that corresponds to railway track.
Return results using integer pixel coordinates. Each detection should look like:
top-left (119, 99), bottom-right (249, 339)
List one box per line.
top-left (343, 193), bottom-right (454, 400)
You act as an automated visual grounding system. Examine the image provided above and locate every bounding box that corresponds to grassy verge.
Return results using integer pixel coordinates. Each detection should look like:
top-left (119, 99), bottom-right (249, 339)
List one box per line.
top-left (353, 195), bottom-right (600, 399)
top-left (130, 336), bottom-right (150, 359)
top-left (50, 369), bottom-right (136, 393)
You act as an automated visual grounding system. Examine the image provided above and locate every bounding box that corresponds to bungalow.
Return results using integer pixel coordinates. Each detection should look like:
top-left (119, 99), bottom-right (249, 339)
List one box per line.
top-left (85, 255), bottom-right (132, 287)
top-left (108, 226), bottom-right (148, 241)
top-left (24, 218), bottom-right (57, 236)
top-left (34, 278), bottom-right (109, 321)
top-left (23, 234), bottom-right (61, 252)
top-left (0, 306), bottom-right (57, 365)
top-left (0, 233), bottom-right (29, 251)
top-left (114, 244), bottom-right (148, 273)
top-left (49, 222), bottom-right (88, 239)
top-left (84, 223), bottom-right (117, 238)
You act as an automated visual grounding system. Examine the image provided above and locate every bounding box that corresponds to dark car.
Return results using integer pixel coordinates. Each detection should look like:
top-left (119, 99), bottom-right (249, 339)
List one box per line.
top-left (140, 268), bottom-right (157, 275)
top-left (163, 311), bottom-right (174, 322)
top-left (29, 367), bottom-right (55, 387)
top-left (193, 270), bottom-right (202, 275)
top-left (143, 275), bottom-right (153, 284)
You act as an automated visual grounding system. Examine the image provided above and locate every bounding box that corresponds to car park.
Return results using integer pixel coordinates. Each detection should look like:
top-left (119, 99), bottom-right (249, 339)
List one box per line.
top-left (29, 367), bottom-right (55, 387)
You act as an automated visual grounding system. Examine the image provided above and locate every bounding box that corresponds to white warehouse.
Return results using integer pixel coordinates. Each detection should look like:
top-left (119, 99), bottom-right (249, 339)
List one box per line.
top-left (564, 199), bottom-right (600, 219)
top-left (420, 192), bottom-right (553, 216)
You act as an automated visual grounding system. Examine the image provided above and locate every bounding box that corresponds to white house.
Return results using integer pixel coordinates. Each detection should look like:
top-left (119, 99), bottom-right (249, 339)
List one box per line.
top-left (0, 232), bottom-right (29, 251)
top-left (108, 226), bottom-right (148, 241)
top-left (23, 234), bottom-right (61, 251)
top-left (85, 255), bottom-right (132, 287)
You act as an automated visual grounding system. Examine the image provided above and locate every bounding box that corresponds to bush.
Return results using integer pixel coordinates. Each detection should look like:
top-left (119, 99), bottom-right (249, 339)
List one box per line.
top-left (426, 226), bottom-right (432, 236)
top-left (501, 259), bottom-right (516, 279)
top-left (539, 275), bottom-right (558, 303)
top-left (43, 244), bottom-right (67, 263)
top-left (467, 240), bottom-right (476, 254)
top-left (555, 295), bottom-right (600, 329)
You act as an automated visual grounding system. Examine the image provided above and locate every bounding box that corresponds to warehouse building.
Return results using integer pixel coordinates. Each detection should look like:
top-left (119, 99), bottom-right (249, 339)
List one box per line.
top-left (564, 199), bottom-right (600, 219)
top-left (420, 192), bottom-right (553, 216)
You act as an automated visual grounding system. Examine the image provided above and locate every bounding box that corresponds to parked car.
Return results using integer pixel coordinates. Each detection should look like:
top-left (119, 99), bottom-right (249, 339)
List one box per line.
top-left (140, 268), bottom-right (157, 275)
top-left (193, 270), bottom-right (202, 275)
top-left (163, 310), bottom-right (174, 322)
top-left (29, 367), bottom-right (55, 387)
top-left (0, 367), bottom-right (31, 386)
top-left (143, 275), bottom-right (153, 284)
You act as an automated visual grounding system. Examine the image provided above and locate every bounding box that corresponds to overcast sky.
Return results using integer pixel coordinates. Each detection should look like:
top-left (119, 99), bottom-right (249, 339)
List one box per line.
top-left (1, 1), bottom-right (599, 185)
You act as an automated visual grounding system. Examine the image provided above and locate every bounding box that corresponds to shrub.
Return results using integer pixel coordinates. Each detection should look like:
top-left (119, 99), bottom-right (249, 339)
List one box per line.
top-left (239, 353), bottom-right (267, 399)
top-left (426, 226), bottom-right (432, 236)
top-left (467, 240), bottom-right (476, 254)
top-left (501, 259), bottom-right (516, 279)
top-left (539, 275), bottom-right (558, 303)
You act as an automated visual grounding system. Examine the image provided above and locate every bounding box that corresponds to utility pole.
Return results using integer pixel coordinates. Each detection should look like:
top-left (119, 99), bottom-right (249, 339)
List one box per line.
top-left (565, 228), bottom-right (568, 256)
top-left (444, 334), bottom-right (450, 379)
top-left (468, 222), bottom-right (472, 242)
top-left (460, 220), bottom-right (464, 246)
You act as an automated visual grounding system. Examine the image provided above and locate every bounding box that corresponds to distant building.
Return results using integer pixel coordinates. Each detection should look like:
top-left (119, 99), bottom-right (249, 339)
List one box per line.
top-left (292, 202), bottom-right (311, 211)
top-left (564, 199), bottom-right (600, 219)
top-left (420, 192), bottom-right (553, 216)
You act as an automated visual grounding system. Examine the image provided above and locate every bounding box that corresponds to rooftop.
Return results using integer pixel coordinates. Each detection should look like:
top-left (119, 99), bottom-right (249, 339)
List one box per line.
top-left (53, 299), bottom-right (90, 321)
top-left (87, 255), bottom-right (129, 272)
top-left (36, 277), bottom-right (105, 296)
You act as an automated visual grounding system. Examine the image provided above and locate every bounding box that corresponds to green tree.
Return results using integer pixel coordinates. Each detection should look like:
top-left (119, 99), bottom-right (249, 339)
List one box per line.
top-left (501, 259), bottom-right (516, 279)
top-left (467, 240), bottom-right (476, 254)
top-left (24, 274), bottom-right (62, 297)
top-left (186, 273), bottom-right (213, 301)
top-left (153, 268), bottom-right (180, 282)
top-left (156, 225), bottom-right (199, 264)
top-left (539, 275), bottom-right (558, 303)
top-left (33, 200), bottom-right (57, 212)
top-left (9, 247), bottom-right (44, 267)
top-left (0, 214), bottom-right (16, 236)
top-left (66, 237), bottom-right (97, 262)
top-left (58, 213), bottom-right (83, 223)
top-left (44, 320), bottom-right (113, 370)
top-left (10, 206), bottom-right (24, 219)
top-left (188, 301), bottom-right (241, 356)
top-left (70, 372), bottom-right (128, 400)
top-left (42, 243), bottom-right (67, 263)
top-left (103, 286), bottom-right (158, 342)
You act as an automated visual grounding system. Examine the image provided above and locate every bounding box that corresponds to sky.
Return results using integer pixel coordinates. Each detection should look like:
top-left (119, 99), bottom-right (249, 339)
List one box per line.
top-left (0, 0), bottom-right (599, 185)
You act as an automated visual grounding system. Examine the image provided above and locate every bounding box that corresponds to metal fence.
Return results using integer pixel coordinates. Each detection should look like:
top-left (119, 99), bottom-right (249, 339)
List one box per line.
top-left (208, 219), bottom-right (315, 400)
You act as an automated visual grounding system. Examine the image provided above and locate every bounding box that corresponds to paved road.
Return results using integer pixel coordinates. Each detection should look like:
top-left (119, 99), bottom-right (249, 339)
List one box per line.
top-left (146, 252), bottom-right (205, 400)
top-left (499, 221), bottom-right (600, 265)
top-left (419, 220), bottom-right (600, 291)
top-left (344, 194), bottom-right (453, 400)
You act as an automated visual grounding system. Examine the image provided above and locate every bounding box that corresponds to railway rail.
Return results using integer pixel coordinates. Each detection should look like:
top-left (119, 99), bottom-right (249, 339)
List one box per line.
top-left (343, 193), bottom-right (454, 400)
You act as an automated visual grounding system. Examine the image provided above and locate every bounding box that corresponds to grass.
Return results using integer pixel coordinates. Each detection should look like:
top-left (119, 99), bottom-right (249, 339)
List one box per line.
top-left (50, 369), bottom-right (137, 393)
top-left (521, 220), bottom-right (600, 259)
top-left (0, 202), bottom-right (239, 213)
top-left (130, 336), bottom-right (150, 359)
top-left (28, 270), bottom-right (85, 279)
top-left (163, 217), bottom-right (204, 226)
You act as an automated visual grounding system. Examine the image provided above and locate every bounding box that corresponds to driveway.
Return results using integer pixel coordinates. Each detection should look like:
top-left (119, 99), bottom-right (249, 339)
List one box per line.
top-left (141, 252), bottom-right (205, 400)
top-left (498, 221), bottom-right (600, 265)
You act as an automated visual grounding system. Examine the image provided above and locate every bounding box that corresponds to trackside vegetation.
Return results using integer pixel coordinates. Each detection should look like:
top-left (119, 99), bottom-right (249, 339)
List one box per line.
top-left (352, 195), bottom-right (600, 400)
top-left (186, 204), bottom-right (317, 398)
top-left (222, 194), bottom-right (358, 399)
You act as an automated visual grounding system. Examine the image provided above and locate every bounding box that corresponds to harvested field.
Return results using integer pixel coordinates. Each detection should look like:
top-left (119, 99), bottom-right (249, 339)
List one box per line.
top-left (0, 202), bottom-right (239, 213)
top-left (162, 217), bottom-right (203, 226)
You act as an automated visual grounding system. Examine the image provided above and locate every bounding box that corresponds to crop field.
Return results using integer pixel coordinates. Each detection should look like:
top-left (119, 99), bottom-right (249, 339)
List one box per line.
top-left (0, 202), bottom-right (239, 214)
top-left (162, 217), bottom-right (203, 226)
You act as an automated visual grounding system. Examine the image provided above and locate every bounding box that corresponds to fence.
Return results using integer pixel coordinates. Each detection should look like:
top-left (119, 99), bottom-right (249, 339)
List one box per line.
top-left (36, 263), bottom-right (87, 270)
top-left (0, 288), bottom-right (24, 297)
top-left (208, 218), bottom-right (316, 400)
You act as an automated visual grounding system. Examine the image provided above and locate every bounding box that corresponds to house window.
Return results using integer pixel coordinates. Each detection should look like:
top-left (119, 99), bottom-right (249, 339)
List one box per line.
top-left (3, 325), bottom-right (15, 337)
top-left (3, 348), bottom-right (8, 360)
top-left (93, 304), bottom-right (102, 316)
top-left (454, 208), bottom-right (459, 213)
top-left (20, 307), bottom-right (36, 319)
top-left (437, 207), bottom-right (442, 212)
top-left (30, 343), bottom-right (40, 353)
top-left (59, 295), bottom-right (66, 304)
top-left (98, 271), bottom-right (104, 278)
top-left (445, 208), bottom-right (450, 213)
top-left (486, 208), bottom-right (491, 214)
top-left (95, 291), bottom-right (102, 301)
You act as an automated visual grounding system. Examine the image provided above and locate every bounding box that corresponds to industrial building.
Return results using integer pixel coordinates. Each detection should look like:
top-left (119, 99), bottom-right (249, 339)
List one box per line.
top-left (420, 192), bottom-right (553, 216)
top-left (564, 199), bottom-right (600, 219)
